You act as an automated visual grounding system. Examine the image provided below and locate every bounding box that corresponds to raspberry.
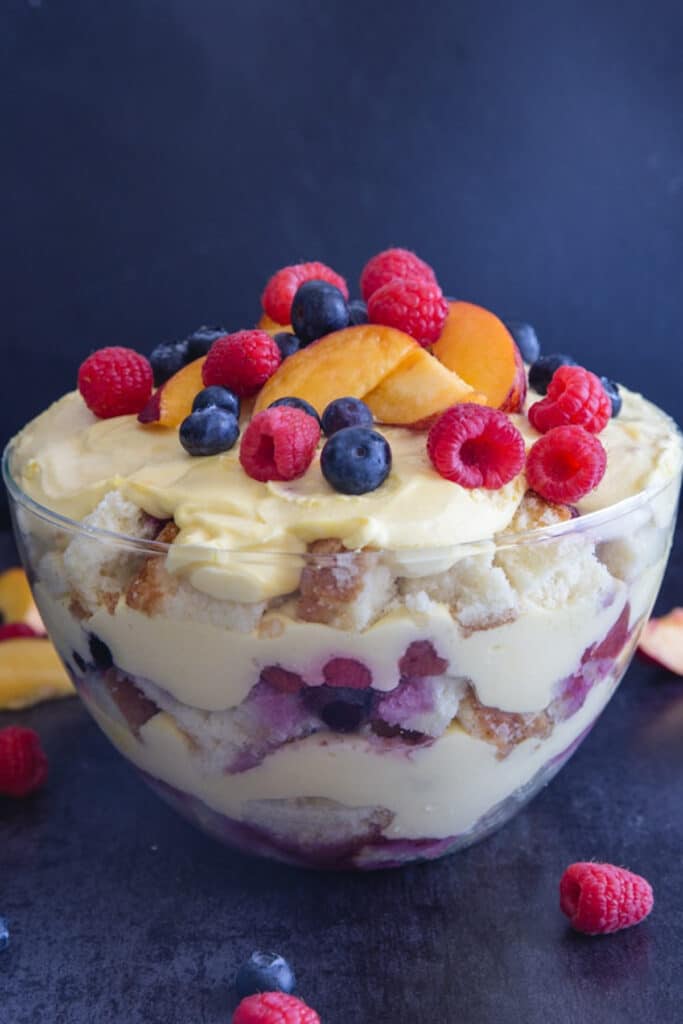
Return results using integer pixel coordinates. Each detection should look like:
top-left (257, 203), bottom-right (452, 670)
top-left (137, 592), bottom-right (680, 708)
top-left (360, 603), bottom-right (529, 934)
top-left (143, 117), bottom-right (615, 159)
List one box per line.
top-left (202, 331), bottom-right (281, 398)
top-left (526, 425), bottom-right (606, 503)
top-left (262, 262), bottom-right (348, 325)
top-left (233, 992), bottom-right (320, 1024)
top-left (323, 657), bottom-right (372, 689)
top-left (427, 404), bottom-right (525, 489)
top-left (78, 347), bottom-right (153, 419)
top-left (368, 277), bottom-right (448, 346)
top-left (0, 726), bottom-right (48, 798)
top-left (0, 623), bottom-right (42, 641)
top-left (260, 666), bottom-right (304, 694)
top-left (528, 365), bottom-right (611, 434)
top-left (360, 247), bottom-right (438, 302)
top-left (239, 407), bottom-right (320, 482)
top-left (399, 640), bottom-right (449, 678)
top-left (560, 862), bottom-right (654, 934)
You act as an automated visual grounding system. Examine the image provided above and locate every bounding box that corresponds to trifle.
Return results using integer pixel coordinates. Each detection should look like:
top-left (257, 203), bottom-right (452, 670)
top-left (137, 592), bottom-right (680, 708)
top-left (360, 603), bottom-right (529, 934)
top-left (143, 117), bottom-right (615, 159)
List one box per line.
top-left (5, 249), bottom-right (682, 869)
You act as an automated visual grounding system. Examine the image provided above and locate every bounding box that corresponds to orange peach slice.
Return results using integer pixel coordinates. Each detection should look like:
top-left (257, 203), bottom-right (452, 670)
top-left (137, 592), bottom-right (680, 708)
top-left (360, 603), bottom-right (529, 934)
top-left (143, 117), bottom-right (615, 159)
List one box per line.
top-left (254, 325), bottom-right (419, 415)
top-left (0, 637), bottom-right (75, 710)
top-left (0, 568), bottom-right (43, 633)
top-left (364, 348), bottom-right (485, 425)
top-left (432, 301), bottom-right (527, 413)
top-left (258, 313), bottom-right (292, 335)
top-left (638, 608), bottom-right (683, 675)
top-left (138, 357), bottom-right (207, 428)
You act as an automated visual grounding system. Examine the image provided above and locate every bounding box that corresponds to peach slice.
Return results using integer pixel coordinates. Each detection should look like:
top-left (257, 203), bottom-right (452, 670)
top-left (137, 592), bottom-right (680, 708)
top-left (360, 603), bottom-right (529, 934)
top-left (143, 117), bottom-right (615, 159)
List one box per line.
top-left (254, 325), bottom-right (419, 415)
top-left (638, 608), bottom-right (683, 675)
top-left (138, 357), bottom-right (206, 428)
top-left (432, 301), bottom-right (527, 412)
top-left (0, 637), bottom-right (75, 710)
top-left (364, 348), bottom-right (485, 426)
top-left (258, 313), bottom-right (292, 335)
top-left (0, 567), bottom-right (44, 633)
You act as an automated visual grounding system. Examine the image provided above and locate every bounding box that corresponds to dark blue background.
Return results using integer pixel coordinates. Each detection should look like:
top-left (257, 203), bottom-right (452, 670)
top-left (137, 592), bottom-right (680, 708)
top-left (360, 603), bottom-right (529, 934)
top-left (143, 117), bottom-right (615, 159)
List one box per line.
top-left (2, 0), bottom-right (682, 457)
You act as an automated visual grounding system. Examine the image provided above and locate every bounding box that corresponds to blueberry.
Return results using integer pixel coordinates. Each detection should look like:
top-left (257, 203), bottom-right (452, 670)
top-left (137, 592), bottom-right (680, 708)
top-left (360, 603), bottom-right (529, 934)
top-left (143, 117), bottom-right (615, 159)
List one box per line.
top-left (0, 917), bottom-right (9, 952)
top-left (269, 396), bottom-right (321, 426)
top-left (290, 280), bottom-right (350, 346)
top-left (347, 299), bottom-right (368, 325)
top-left (321, 397), bottom-right (373, 437)
top-left (528, 353), bottom-right (577, 395)
top-left (504, 320), bottom-right (541, 364)
top-left (185, 325), bottom-right (227, 361)
top-left (321, 426), bottom-right (391, 495)
top-left (600, 376), bottom-right (622, 417)
top-left (273, 332), bottom-right (301, 360)
top-left (179, 408), bottom-right (239, 457)
top-left (89, 634), bottom-right (113, 670)
top-left (303, 685), bottom-right (375, 733)
top-left (192, 385), bottom-right (240, 419)
top-left (235, 951), bottom-right (296, 998)
top-left (149, 340), bottom-right (190, 386)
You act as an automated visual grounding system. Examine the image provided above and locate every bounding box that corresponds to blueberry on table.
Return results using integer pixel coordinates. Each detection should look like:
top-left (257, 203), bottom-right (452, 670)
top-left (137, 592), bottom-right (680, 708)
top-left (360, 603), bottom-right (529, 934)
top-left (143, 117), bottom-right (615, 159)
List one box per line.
top-left (235, 951), bottom-right (296, 998)
top-left (149, 340), bottom-right (190, 386)
top-left (321, 426), bottom-right (392, 494)
top-left (348, 298), bottom-right (368, 325)
top-left (290, 280), bottom-right (350, 345)
top-left (504, 320), bottom-right (541, 364)
top-left (528, 353), bottom-right (577, 395)
top-left (600, 376), bottom-right (622, 417)
top-left (185, 325), bottom-right (227, 361)
top-left (321, 397), bottom-right (373, 437)
top-left (179, 407), bottom-right (240, 456)
top-left (192, 385), bottom-right (241, 419)
top-left (273, 331), bottom-right (301, 360)
top-left (269, 396), bottom-right (321, 426)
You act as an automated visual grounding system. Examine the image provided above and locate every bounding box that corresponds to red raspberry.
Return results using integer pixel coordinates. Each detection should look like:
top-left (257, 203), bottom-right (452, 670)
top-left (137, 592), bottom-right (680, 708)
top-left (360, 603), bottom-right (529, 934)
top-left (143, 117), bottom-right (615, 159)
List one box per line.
top-left (262, 262), bottom-right (349, 325)
top-left (323, 657), bottom-right (372, 689)
top-left (202, 331), bottom-right (281, 397)
top-left (526, 425), bottom-right (606, 503)
top-left (78, 347), bottom-right (153, 419)
top-left (239, 407), bottom-right (320, 482)
top-left (0, 623), bottom-right (42, 641)
top-left (368, 277), bottom-right (448, 346)
top-left (427, 404), bottom-right (525, 489)
top-left (0, 726), bottom-right (48, 798)
top-left (233, 992), bottom-right (320, 1024)
top-left (360, 247), bottom-right (438, 302)
top-left (260, 665), bottom-right (304, 694)
top-left (399, 640), bottom-right (449, 678)
top-left (528, 365), bottom-right (611, 434)
top-left (560, 862), bottom-right (654, 934)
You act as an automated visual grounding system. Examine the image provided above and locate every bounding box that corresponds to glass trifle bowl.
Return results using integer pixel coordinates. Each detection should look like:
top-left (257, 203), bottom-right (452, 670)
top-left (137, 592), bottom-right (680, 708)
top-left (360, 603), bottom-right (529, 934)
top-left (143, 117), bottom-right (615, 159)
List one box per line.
top-left (4, 391), bottom-right (681, 869)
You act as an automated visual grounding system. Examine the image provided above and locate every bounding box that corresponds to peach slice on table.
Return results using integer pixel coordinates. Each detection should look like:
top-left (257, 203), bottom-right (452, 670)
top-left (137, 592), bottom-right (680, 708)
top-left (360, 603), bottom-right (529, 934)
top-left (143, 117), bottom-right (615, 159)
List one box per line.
top-left (364, 347), bottom-right (485, 426)
top-left (638, 608), bottom-right (683, 675)
top-left (138, 357), bottom-right (206, 428)
top-left (432, 301), bottom-right (527, 413)
top-left (254, 324), bottom-right (419, 415)
top-left (0, 567), bottom-right (44, 633)
top-left (257, 313), bottom-right (292, 335)
top-left (0, 637), bottom-right (75, 710)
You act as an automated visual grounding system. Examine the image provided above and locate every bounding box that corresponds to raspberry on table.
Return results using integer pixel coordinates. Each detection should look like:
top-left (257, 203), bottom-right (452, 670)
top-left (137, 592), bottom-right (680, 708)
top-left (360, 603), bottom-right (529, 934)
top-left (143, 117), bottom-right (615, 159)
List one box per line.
top-left (360, 247), bottom-right (437, 302)
top-left (368, 277), bottom-right (448, 347)
top-left (233, 991), bottom-right (320, 1024)
top-left (528, 365), bottom-right (611, 434)
top-left (261, 261), bottom-right (348, 325)
top-left (0, 726), bottom-right (48, 798)
top-left (427, 404), bottom-right (525, 489)
top-left (560, 861), bottom-right (654, 934)
top-left (202, 330), bottom-right (281, 397)
top-left (239, 407), bottom-right (320, 482)
top-left (525, 424), bottom-right (606, 503)
top-left (78, 347), bottom-right (153, 419)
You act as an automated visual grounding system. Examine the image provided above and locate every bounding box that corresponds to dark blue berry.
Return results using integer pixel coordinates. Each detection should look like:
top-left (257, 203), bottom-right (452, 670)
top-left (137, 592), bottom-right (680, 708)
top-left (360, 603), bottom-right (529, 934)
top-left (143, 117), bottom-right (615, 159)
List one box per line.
top-left (273, 332), bottom-right (301, 360)
top-left (321, 426), bottom-right (391, 495)
top-left (192, 386), bottom-right (240, 419)
top-left (235, 951), bottom-right (296, 998)
top-left (89, 634), bottom-right (113, 670)
top-left (347, 299), bottom-right (368, 325)
top-left (269, 396), bottom-right (321, 427)
top-left (600, 376), bottom-right (622, 417)
top-left (149, 340), bottom-right (190, 386)
top-left (0, 917), bottom-right (9, 952)
top-left (303, 686), bottom-right (375, 733)
top-left (179, 408), bottom-right (239, 457)
top-left (504, 321), bottom-right (541, 364)
top-left (528, 353), bottom-right (577, 395)
top-left (290, 280), bottom-right (350, 346)
top-left (321, 397), bottom-right (373, 437)
top-left (185, 325), bottom-right (227, 361)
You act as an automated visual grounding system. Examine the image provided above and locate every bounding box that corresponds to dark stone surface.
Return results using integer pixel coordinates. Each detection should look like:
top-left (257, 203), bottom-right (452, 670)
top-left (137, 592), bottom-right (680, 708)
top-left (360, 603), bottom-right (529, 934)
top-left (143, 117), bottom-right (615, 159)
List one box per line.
top-left (1, 522), bottom-right (682, 1022)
